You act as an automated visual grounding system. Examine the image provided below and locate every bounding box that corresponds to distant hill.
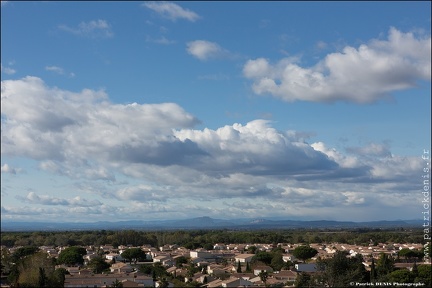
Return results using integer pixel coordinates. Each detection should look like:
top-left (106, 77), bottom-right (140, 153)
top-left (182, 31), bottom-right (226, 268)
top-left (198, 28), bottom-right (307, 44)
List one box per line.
top-left (0, 217), bottom-right (424, 231)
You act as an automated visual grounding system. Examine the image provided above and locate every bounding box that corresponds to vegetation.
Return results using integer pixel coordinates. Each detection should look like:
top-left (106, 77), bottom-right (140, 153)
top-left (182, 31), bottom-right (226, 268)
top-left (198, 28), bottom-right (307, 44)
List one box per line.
top-left (57, 246), bottom-right (87, 266)
top-left (292, 245), bottom-right (318, 261)
top-left (0, 227), bottom-right (429, 287)
top-left (1, 227), bottom-right (427, 248)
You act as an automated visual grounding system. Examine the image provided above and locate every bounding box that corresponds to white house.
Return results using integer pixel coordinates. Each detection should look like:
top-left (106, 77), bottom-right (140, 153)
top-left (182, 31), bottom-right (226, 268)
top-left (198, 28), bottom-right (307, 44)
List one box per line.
top-left (295, 263), bottom-right (317, 272)
top-left (234, 254), bottom-right (255, 263)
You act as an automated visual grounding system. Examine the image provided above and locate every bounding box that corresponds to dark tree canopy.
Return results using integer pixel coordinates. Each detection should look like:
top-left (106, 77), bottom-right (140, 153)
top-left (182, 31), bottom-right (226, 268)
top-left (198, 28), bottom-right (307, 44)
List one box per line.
top-left (57, 246), bottom-right (87, 265)
top-left (292, 245), bottom-right (318, 261)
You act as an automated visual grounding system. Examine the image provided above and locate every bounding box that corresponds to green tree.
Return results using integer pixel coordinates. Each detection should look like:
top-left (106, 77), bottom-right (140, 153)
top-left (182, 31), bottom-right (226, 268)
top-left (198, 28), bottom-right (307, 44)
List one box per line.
top-left (57, 246), bottom-right (87, 266)
top-left (246, 261), bottom-right (251, 272)
top-left (16, 252), bottom-right (56, 287)
top-left (121, 248), bottom-right (146, 264)
top-left (258, 270), bottom-right (268, 287)
top-left (294, 272), bottom-right (312, 287)
top-left (414, 265), bottom-right (432, 286)
top-left (317, 251), bottom-right (367, 287)
top-left (237, 261), bottom-right (242, 273)
top-left (49, 268), bottom-right (69, 287)
top-left (175, 256), bottom-right (188, 268)
top-left (270, 251), bottom-right (284, 271)
top-left (253, 251), bottom-right (273, 265)
top-left (38, 267), bottom-right (46, 288)
top-left (376, 253), bottom-right (394, 280)
top-left (87, 256), bottom-right (110, 273)
top-left (292, 246), bottom-right (318, 261)
top-left (370, 258), bottom-right (377, 282)
top-left (247, 246), bottom-right (257, 254)
top-left (388, 269), bottom-right (414, 283)
top-left (11, 246), bottom-right (39, 263)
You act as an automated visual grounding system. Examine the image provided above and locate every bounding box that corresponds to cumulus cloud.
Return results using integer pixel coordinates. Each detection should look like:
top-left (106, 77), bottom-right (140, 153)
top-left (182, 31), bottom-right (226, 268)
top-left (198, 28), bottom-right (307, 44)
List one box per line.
top-left (243, 28), bottom-right (431, 103)
top-left (17, 191), bottom-right (102, 207)
top-left (59, 19), bottom-right (114, 38)
top-left (143, 1), bottom-right (200, 22)
top-left (174, 120), bottom-right (338, 176)
top-left (1, 163), bottom-right (18, 174)
top-left (1, 76), bottom-right (424, 221)
top-left (186, 40), bottom-right (230, 61)
top-left (1, 76), bottom-right (200, 169)
top-left (1, 63), bottom-right (16, 75)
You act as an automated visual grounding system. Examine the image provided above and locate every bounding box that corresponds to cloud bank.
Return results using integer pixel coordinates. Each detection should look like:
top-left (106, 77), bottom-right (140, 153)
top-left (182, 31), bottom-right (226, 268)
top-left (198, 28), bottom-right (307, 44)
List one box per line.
top-left (1, 76), bottom-right (424, 221)
top-left (243, 28), bottom-right (431, 103)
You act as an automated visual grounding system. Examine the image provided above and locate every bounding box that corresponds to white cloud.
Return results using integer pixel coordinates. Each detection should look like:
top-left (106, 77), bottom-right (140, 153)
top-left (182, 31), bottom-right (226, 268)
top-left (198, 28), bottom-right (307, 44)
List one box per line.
top-left (1, 163), bottom-right (18, 174)
top-left (1, 63), bottom-right (16, 75)
top-left (59, 19), bottom-right (114, 38)
top-left (186, 40), bottom-right (229, 61)
top-left (1, 76), bottom-right (424, 221)
top-left (143, 1), bottom-right (200, 22)
top-left (45, 65), bottom-right (64, 74)
top-left (243, 28), bottom-right (431, 103)
top-left (17, 191), bottom-right (102, 207)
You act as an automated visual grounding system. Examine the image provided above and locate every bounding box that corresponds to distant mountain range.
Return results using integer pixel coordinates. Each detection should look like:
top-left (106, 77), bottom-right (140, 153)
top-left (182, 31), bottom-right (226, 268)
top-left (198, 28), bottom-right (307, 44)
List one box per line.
top-left (0, 216), bottom-right (424, 231)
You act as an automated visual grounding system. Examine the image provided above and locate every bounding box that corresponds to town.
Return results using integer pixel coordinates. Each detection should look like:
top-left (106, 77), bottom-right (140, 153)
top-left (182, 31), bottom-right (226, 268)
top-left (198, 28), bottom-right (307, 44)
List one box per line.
top-left (1, 229), bottom-right (431, 287)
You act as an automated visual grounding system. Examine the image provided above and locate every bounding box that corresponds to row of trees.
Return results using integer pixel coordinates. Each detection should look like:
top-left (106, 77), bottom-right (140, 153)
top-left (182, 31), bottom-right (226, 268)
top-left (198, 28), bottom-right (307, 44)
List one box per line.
top-left (1, 228), bottom-right (427, 248)
top-left (295, 251), bottom-right (431, 287)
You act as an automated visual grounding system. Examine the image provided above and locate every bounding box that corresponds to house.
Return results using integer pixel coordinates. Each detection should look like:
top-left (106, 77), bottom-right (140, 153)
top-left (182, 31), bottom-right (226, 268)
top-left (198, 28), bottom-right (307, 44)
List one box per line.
top-left (253, 265), bottom-right (273, 276)
top-left (213, 243), bottom-right (227, 250)
top-left (273, 270), bottom-right (298, 282)
top-left (105, 253), bottom-right (124, 262)
top-left (207, 264), bottom-right (226, 276)
top-left (153, 255), bottom-right (170, 263)
top-left (110, 262), bottom-right (134, 274)
top-left (282, 254), bottom-right (297, 262)
top-left (295, 263), bottom-right (317, 272)
top-left (220, 276), bottom-right (254, 287)
top-left (234, 253), bottom-right (255, 263)
top-left (64, 274), bottom-right (144, 288)
top-left (190, 250), bottom-right (212, 259)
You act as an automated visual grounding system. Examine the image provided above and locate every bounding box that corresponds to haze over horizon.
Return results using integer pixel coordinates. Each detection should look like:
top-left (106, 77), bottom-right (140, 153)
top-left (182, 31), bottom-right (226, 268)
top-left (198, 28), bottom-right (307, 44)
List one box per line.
top-left (1, 1), bottom-right (431, 223)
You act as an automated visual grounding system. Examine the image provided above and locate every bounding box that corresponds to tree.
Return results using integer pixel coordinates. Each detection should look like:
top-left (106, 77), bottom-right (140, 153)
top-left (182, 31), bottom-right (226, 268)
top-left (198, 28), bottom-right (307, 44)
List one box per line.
top-left (388, 269), bottom-right (414, 283)
top-left (110, 278), bottom-right (123, 288)
top-left (57, 246), bottom-right (86, 266)
top-left (414, 265), bottom-right (432, 286)
top-left (236, 261), bottom-right (241, 273)
top-left (270, 251), bottom-right (284, 271)
top-left (258, 270), bottom-right (268, 287)
top-left (50, 268), bottom-right (69, 287)
top-left (246, 261), bottom-right (251, 272)
top-left (175, 255), bottom-right (188, 268)
top-left (11, 246), bottom-right (39, 263)
top-left (16, 252), bottom-right (56, 287)
top-left (247, 246), bottom-right (257, 254)
top-left (87, 256), bottom-right (110, 273)
top-left (121, 248), bottom-right (146, 264)
top-left (292, 246), bottom-right (318, 261)
top-left (370, 258), bottom-right (377, 282)
top-left (38, 267), bottom-right (46, 288)
top-left (376, 253), bottom-right (394, 280)
top-left (317, 251), bottom-right (367, 287)
top-left (294, 272), bottom-right (312, 287)
top-left (253, 251), bottom-right (273, 265)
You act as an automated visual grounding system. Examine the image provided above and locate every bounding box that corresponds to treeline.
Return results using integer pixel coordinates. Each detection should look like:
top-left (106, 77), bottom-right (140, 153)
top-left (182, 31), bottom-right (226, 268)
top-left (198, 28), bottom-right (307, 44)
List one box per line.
top-left (1, 228), bottom-right (426, 248)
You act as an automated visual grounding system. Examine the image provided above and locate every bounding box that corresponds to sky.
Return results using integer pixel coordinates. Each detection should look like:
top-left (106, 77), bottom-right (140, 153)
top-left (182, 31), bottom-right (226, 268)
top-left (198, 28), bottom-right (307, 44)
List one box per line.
top-left (1, 1), bottom-right (431, 223)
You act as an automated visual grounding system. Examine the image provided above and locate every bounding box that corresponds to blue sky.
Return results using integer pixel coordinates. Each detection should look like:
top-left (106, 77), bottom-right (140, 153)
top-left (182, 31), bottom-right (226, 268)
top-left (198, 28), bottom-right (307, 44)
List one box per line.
top-left (1, 1), bottom-right (431, 223)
